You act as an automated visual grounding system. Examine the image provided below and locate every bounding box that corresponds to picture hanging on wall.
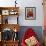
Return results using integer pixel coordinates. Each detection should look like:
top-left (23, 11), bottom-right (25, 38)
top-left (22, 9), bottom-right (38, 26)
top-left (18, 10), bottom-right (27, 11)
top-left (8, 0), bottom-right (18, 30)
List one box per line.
top-left (25, 7), bottom-right (36, 20)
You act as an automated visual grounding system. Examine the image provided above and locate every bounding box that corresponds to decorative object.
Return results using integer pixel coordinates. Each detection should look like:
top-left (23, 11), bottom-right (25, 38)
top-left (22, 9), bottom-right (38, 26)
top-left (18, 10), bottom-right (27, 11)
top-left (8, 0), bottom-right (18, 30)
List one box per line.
top-left (9, 10), bottom-right (18, 15)
top-left (2, 10), bottom-right (9, 15)
top-left (15, 0), bottom-right (17, 7)
top-left (25, 7), bottom-right (36, 20)
top-left (9, 10), bottom-right (15, 15)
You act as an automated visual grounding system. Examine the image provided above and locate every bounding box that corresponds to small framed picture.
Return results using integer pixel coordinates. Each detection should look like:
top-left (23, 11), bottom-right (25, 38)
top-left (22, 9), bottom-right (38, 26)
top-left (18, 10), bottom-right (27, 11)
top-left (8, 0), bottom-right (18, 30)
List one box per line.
top-left (2, 10), bottom-right (9, 15)
top-left (25, 7), bottom-right (36, 20)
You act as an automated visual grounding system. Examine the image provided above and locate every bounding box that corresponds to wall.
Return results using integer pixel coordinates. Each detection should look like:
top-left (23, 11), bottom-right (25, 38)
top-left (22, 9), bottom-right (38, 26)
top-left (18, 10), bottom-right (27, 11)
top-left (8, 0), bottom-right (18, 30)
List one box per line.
top-left (0, 0), bottom-right (43, 26)
top-left (18, 0), bottom-right (43, 26)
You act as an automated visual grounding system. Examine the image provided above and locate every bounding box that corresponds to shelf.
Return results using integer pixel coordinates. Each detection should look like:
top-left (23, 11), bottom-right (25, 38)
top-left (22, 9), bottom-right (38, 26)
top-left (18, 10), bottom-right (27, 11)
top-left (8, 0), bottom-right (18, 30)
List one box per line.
top-left (0, 7), bottom-right (19, 16)
top-left (1, 40), bottom-right (19, 46)
top-left (2, 40), bottom-right (19, 43)
top-left (0, 24), bottom-right (20, 32)
top-left (0, 7), bottom-right (20, 46)
top-left (0, 7), bottom-right (19, 24)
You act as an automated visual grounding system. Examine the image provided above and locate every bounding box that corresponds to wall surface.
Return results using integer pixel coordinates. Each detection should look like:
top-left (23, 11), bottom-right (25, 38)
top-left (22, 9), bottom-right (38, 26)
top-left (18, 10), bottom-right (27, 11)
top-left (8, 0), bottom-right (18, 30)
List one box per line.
top-left (0, 0), bottom-right (43, 26)
top-left (18, 0), bottom-right (43, 26)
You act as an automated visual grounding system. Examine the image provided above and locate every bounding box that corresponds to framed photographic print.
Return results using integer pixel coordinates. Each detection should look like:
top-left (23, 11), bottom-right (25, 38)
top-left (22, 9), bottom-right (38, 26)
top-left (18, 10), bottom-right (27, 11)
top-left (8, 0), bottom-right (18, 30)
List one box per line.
top-left (25, 7), bottom-right (36, 20)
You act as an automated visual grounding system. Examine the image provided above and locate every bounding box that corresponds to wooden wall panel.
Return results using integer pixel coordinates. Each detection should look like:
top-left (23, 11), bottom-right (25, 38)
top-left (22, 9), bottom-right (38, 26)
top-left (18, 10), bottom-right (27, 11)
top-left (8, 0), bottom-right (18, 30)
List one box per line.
top-left (44, 0), bottom-right (46, 27)
top-left (43, 0), bottom-right (46, 46)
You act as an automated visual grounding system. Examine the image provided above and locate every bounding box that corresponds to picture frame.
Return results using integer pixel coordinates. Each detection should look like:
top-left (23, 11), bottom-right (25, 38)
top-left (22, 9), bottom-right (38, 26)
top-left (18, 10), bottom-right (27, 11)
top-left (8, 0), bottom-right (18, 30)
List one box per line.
top-left (2, 10), bottom-right (9, 15)
top-left (25, 7), bottom-right (36, 20)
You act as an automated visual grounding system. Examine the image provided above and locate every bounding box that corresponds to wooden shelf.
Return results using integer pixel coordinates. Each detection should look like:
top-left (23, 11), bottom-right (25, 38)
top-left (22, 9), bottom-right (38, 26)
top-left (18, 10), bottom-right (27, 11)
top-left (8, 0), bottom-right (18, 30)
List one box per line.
top-left (0, 7), bottom-right (19, 15)
top-left (0, 7), bottom-right (19, 24)
top-left (2, 40), bottom-right (19, 42)
top-left (0, 24), bottom-right (20, 32)
top-left (0, 7), bottom-right (20, 46)
top-left (1, 40), bottom-right (19, 46)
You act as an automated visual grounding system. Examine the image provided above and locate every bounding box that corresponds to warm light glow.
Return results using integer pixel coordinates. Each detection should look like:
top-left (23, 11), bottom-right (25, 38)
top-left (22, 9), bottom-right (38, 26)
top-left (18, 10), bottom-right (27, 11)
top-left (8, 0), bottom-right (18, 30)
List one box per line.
top-left (14, 29), bottom-right (17, 32)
